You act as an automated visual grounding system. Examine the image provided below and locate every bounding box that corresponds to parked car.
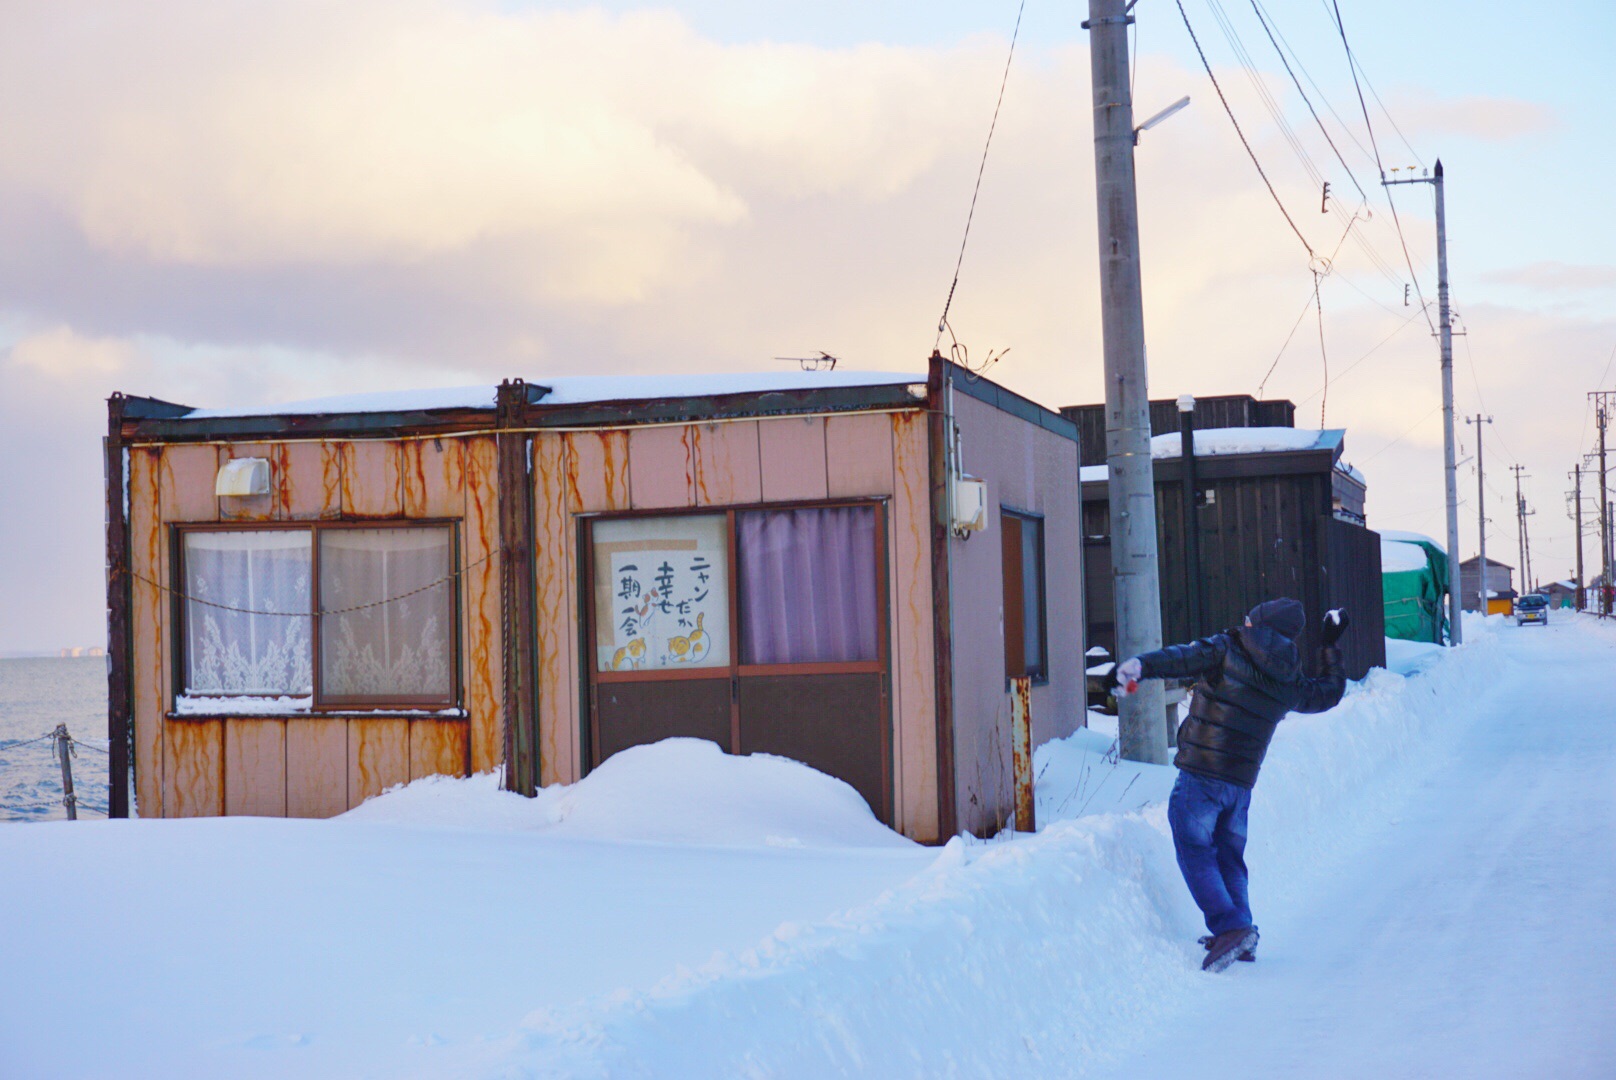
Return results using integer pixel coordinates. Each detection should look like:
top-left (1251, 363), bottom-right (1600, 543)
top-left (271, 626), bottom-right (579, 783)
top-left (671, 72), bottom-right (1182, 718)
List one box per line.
top-left (1516, 593), bottom-right (1549, 626)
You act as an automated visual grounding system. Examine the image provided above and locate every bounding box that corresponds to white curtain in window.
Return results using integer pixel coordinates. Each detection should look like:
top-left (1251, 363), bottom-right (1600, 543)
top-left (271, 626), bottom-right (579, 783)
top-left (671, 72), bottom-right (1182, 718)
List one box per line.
top-left (184, 530), bottom-right (313, 695)
top-left (320, 527), bottom-right (453, 701)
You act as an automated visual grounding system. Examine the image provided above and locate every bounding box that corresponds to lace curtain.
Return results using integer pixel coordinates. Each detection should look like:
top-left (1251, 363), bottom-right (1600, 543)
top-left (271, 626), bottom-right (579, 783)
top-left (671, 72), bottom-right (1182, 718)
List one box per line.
top-left (183, 531), bottom-right (313, 695)
top-left (319, 527), bottom-right (453, 701)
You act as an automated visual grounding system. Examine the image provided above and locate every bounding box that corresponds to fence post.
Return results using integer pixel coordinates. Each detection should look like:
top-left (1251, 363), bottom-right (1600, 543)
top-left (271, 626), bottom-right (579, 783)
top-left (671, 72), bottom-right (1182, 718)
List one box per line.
top-left (53, 724), bottom-right (78, 821)
top-left (1010, 676), bottom-right (1036, 833)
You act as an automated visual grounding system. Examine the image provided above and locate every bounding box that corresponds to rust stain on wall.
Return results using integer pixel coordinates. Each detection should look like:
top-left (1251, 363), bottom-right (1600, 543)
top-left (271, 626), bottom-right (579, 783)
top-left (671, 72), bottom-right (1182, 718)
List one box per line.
top-left (692, 422), bottom-right (762, 507)
top-left (130, 447), bottom-right (166, 817)
top-left (164, 720), bottom-right (224, 817)
top-left (348, 718), bottom-right (409, 806)
top-left (462, 436), bottom-right (504, 773)
top-left (340, 441), bottom-right (404, 518)
top-left (159, 444), bottom-right (222, 522)
top-left (409, 720), bottom-right (468, 781)
top-left (532, 434), bottom-right (575, 785)
top-left (401, 438), bottom-right (464, 518)
top-left (627, 426), bottom-right (696, 509)
top-left (564, 430), bottom-right (631, 512)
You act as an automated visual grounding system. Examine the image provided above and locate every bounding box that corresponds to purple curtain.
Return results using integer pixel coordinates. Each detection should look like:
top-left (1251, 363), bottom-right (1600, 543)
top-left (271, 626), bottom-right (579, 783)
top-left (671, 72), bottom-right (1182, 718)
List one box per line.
top-left (739, 507), bottom-right (878, 665)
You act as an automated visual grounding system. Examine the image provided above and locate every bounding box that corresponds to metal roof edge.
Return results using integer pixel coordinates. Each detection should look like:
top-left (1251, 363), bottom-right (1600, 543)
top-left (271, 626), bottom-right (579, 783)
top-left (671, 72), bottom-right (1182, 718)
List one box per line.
top-left (944, 364), bottom-right (1080, 444)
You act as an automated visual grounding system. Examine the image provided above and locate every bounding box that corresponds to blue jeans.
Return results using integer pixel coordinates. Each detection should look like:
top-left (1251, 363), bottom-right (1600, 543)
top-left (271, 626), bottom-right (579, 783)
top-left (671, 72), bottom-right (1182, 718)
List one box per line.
top-left (1168, 770), bottom-right (1254, 936)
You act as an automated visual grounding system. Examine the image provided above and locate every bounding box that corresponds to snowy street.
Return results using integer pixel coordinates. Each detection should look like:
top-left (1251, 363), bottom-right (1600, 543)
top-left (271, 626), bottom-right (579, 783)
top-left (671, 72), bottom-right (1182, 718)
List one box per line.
top-left (2, 616), bottom-right (1613, 1078)
top-left (1091, 616), bottom-right (1616, 1079)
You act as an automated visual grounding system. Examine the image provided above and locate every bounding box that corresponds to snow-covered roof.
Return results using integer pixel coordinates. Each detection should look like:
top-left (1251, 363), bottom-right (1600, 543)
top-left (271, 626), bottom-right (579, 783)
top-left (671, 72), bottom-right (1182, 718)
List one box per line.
top-left (180, 369), bottom-right (928, 420)
top-left (1381, 529), bottom-right (1445, 553)
top-left (1150, 427), bottom-right (1339, 457)
top-left (1080, 426), bottom-right (1345, 481)
top-left (1381, 539), bottom-right (1432, 574)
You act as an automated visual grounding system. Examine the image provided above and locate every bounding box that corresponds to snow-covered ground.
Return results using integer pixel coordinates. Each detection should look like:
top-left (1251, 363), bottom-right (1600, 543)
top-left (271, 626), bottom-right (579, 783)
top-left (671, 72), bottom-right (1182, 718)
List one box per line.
top-left (3, 616), bottom-right (1613, 1078)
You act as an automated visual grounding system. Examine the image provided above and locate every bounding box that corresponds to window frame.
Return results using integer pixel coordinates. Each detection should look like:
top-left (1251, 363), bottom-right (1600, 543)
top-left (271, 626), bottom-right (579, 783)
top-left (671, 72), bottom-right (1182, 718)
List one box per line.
top-left (583, 498), bottom-right (890, 685)
top-left (172, 519), bottom-right (463, 711)
top-left (1000, 507), bottom-right (1050, 685)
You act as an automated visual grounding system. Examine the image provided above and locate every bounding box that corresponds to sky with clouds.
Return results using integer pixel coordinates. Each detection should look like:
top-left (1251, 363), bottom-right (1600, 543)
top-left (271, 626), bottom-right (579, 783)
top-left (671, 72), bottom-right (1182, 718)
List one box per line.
top-left (2, 0), bottom-right (1612, 653)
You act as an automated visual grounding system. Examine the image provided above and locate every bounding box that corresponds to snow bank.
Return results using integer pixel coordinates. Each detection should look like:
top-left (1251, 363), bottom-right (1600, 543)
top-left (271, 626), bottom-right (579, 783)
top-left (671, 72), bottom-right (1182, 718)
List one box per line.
top-left (343, 738), bottom-right (916, 850)
top-left (456, 627), bottom-right (1509, 1079)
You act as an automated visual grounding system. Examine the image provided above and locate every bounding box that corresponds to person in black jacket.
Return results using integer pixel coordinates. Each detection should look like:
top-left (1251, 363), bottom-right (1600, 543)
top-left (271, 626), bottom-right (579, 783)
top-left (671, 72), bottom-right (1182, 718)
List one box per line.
top-left (1115, 597), bottom-right (1349, 972)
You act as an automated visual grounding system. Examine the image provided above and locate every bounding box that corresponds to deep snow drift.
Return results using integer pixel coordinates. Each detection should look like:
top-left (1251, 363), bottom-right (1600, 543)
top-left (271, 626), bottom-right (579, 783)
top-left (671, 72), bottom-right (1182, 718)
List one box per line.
top-left (3, 617), bottom-right (1612, 1079)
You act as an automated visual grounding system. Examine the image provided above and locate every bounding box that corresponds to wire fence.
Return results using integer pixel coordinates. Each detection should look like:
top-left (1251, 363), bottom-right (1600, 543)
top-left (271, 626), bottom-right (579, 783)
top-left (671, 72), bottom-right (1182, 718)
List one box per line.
top-left (1, 725), bottom-right (115, 822)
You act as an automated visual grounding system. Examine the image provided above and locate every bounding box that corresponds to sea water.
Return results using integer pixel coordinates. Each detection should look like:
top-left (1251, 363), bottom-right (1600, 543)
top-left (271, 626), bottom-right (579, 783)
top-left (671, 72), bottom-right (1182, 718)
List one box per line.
top-left (0, 657), bottom-right (111, 821)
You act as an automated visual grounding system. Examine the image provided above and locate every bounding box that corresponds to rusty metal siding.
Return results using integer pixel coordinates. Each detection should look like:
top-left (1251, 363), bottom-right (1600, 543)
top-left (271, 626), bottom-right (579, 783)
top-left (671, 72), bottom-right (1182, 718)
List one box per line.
top-left (125, 432), bottom-right (497, 819)
top-left (224, 720), bottom-right (286, 816)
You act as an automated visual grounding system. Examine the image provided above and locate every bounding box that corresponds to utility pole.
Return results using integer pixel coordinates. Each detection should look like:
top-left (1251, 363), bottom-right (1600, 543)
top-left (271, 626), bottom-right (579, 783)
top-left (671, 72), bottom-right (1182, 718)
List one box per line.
top-left (1592, 394), bottom-right (1613, 616)
top-left (1386, 161), bottom-right (1462, 644)
top-left (1085, 0), bottom-right (1166, 763)
top-left (1510, 465), bottom-right (1534, 592)
top-left (1572, 463), bottom-right (1585, 611)
top-left (1466, 414), bottom-right (1491, 612)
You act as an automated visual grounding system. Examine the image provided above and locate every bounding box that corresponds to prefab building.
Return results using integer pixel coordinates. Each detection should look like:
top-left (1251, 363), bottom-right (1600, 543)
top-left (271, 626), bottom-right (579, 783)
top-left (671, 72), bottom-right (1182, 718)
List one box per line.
top-left (1070, 418), bottom-right (1386, 679)
top-left (103, 357), bottom-right (1086, 842)
top-left (1458, 555), bottom-right (1514, 612)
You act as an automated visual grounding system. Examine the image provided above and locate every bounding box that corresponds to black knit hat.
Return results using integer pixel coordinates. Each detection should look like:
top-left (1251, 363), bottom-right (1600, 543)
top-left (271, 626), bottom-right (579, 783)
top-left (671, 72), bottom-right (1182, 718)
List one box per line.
top-left (1248, 597), bottom-right (1306, 640)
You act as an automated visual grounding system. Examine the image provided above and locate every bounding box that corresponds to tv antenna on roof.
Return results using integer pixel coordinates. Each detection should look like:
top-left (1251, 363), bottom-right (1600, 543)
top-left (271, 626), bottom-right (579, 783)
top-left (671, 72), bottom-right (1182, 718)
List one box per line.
top-left (775, 351), bottom-right (839, 371)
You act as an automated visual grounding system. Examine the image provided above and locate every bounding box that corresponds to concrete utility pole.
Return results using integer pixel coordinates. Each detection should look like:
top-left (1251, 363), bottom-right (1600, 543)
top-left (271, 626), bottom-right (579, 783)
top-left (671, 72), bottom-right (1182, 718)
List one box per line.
top-left (1511, 465), bottom-right (1533, 592)
top-left (1085, 0), bottom-right (1167, 763)
top-left (1572, 463), bottom-right (1585, 611)
top-left (1386, 161), bottom-right (1462, 644)
top-left (1593, 395), bottom-right (1613, 615)
top-left (1467, 414), bottom-right (1491, 611)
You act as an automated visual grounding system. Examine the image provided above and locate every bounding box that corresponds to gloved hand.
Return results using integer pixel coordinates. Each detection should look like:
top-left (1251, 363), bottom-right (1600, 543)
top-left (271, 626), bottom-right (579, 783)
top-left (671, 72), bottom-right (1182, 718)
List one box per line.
top-left (1114, 656), bottom-right (1143, 697)
top-left (1321, 608), bottom-right (1350, 645)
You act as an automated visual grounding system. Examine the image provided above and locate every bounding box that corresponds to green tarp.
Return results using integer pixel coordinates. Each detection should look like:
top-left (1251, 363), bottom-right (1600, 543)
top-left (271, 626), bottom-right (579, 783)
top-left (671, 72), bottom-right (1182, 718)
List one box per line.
top-left (1382, 537), bottom-right (1448, 644)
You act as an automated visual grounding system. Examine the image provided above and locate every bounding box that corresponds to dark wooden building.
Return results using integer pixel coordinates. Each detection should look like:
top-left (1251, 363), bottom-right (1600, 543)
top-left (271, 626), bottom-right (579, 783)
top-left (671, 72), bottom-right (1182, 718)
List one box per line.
top-left (1069, 403), bottom-right (1385, 680)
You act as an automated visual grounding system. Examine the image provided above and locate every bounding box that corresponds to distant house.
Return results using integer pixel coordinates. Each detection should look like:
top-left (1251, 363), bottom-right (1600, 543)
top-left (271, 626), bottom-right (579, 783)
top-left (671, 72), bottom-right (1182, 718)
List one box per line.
top-left (1064, 395), bottom-right (1385, 680)
top-left (1542, 580), bottom-right (1577, 609)
top-left (1458, 556), bottom-right (1514, 612)
top-left (103, 355), bottom-right (1087, 841)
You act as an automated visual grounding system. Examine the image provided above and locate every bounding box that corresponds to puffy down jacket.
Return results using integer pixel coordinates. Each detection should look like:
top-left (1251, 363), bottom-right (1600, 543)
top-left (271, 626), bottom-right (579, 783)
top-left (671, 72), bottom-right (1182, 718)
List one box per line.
top-left (1136, 624), bottom-right (1345, 789)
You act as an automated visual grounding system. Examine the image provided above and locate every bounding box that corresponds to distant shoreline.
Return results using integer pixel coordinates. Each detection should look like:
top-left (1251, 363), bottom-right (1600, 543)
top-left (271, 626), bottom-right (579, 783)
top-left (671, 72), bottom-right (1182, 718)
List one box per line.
top-left (0, 651), bottom-right (105, 661)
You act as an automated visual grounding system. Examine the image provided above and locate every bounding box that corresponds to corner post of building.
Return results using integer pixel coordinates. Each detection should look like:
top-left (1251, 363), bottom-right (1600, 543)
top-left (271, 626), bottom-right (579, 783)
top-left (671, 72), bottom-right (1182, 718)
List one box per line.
top-left (926, 350), bottom-right (958, 839)
top-left (496, 380), bottom-right (540, 795)
top-left (104, 393), bottom-right (132, 818)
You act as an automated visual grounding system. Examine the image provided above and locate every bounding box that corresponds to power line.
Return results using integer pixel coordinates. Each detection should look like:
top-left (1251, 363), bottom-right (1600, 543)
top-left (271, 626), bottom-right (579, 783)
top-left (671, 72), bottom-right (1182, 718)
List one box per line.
top-left (934, 0), bottom-right (1028, 349)
top-left (1296, 301), bottom-right (1427, 404)
top-left (1328, 0), bottom-right (1436, 334)
top-left (1174, 0), bottom-right (1316, 260)
top-left (1205, 0), bottom-right (1326, 190)
top-left (1248, 0), bottom-right (1368, 201)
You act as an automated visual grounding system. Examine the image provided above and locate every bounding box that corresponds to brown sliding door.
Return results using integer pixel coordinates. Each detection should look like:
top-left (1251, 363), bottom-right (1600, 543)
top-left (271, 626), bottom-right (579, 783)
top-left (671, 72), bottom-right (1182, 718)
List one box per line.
top-left (585, 501), bottom-right (891, 822)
